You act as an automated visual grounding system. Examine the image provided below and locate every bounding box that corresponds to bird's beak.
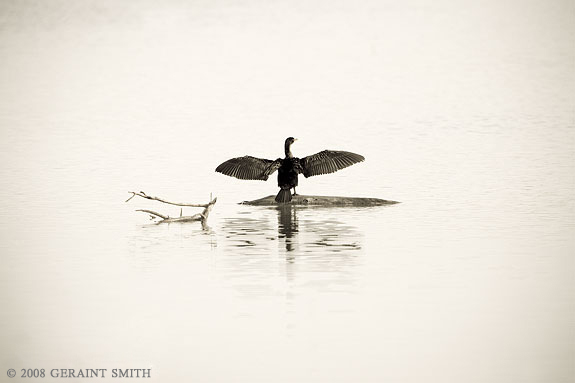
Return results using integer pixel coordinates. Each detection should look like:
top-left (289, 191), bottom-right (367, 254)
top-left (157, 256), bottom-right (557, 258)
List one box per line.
top-left (294, 138), bottom-right (298, 142)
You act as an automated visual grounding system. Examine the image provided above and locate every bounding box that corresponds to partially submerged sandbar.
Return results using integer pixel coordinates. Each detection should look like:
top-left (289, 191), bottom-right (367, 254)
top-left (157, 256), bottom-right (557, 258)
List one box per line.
top-left (241, 194), bottom-right (399, 206)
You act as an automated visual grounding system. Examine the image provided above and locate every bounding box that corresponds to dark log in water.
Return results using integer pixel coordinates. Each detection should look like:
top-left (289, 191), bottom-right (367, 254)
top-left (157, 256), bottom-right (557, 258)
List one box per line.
top-left (241, 194), bottom-right (399, 206)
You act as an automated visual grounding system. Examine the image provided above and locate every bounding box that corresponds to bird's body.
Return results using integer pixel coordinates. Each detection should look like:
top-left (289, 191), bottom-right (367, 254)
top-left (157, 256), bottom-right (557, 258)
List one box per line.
top-left (276, 157), bottom-right (302, 202)
top-left (216, 137), bottom-right (364, 203)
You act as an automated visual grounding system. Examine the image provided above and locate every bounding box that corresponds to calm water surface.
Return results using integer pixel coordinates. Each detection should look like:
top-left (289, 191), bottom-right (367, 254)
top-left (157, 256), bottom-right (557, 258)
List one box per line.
top-left (1, 1), bottom-right (574, 382)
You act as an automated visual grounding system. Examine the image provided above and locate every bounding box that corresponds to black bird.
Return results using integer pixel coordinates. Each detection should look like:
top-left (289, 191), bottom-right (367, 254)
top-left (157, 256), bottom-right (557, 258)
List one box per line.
top-left (215, 137), bottom-right (365, 203)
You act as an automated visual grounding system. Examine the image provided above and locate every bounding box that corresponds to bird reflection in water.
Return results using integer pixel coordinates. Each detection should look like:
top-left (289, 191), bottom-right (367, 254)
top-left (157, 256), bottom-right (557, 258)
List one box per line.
top-left (222, 205), bottom-right (363, 259)
top-left (220, 207), bottom-right (363, 296)
top-left (278, 205), bottom-right (363, 255)
top-left (277, 205), bottom-right (298, 253)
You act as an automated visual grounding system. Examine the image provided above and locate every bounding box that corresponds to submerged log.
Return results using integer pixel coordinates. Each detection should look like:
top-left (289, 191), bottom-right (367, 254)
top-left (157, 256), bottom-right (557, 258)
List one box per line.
top-left (241, 194), bottom-right (399, 206)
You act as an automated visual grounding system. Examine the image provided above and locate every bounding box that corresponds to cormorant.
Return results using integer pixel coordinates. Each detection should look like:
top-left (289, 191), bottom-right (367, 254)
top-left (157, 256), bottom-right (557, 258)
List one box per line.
top-left (215, 137), bottom-right (365, 203)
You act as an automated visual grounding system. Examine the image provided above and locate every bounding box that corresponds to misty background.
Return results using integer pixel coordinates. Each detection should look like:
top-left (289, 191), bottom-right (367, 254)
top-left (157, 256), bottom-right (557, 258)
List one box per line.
top-left (1, 1), bottom-right (574, 382)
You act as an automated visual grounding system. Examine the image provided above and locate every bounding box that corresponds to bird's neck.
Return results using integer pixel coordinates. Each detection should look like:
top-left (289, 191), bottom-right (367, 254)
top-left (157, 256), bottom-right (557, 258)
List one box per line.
top-left (285, 143), bottom-right (293, 158)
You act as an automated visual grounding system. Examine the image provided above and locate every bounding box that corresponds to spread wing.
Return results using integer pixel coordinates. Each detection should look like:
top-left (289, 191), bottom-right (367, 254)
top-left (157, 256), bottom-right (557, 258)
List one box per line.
top-left (215, 156), bottom-right (282, 181)
top-left (300, 150), bottom-right (365, 178)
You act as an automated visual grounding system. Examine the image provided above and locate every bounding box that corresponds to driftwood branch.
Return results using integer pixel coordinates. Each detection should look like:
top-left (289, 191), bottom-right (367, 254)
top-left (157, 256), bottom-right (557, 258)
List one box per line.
top-left (126, 191), bottom-right (215, 208)
top-left (127, 191), bottom-right (217, 227)
top-left (135, 209), bottom-right (169, 220)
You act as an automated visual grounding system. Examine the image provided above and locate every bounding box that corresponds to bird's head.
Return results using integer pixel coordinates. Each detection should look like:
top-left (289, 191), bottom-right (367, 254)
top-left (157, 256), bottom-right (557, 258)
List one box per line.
top-left (285, 137), bottom-right (297, 157)
top-left (286, 137), bottom-right (297, 145)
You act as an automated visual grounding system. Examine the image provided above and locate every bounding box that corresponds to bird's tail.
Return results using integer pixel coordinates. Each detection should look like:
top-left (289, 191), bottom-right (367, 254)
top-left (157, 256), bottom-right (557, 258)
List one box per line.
top-left (275, 188), bottom-right (292, 203)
